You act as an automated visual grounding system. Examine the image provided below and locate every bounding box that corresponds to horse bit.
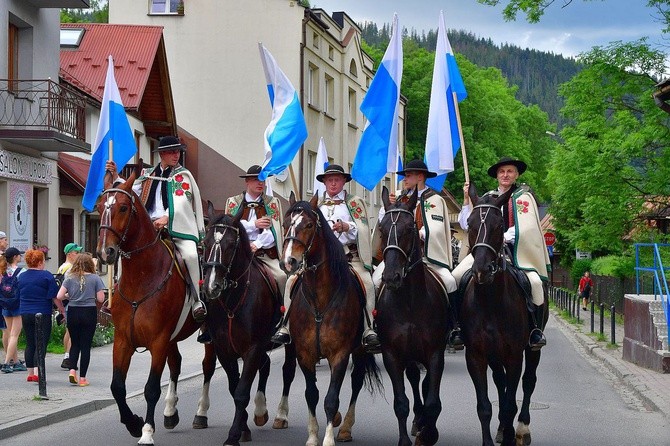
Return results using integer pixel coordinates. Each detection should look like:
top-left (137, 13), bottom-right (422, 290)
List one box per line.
top-left (202, 223), bottom-right (242, 290)
top-left (382, 208), bottom-right (421, 279)
top-left (470, 204), bottom-right (505, 275)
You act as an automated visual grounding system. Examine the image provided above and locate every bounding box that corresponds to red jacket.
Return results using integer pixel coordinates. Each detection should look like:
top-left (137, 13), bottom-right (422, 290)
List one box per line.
top-left (578, 276), bottom-right (593, 293)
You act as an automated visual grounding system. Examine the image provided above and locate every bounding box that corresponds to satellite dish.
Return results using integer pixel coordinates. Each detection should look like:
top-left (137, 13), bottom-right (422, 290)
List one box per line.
top-left (275, 169), bottom-right (288, 182)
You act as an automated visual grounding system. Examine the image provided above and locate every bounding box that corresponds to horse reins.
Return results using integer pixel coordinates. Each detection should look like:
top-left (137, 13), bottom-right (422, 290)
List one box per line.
top-left (283, 209), bottom-right (326, 274)
top-left (470, 204), bottom-right (504, 274)
top-left (382, 208), bottom-right (421, 278)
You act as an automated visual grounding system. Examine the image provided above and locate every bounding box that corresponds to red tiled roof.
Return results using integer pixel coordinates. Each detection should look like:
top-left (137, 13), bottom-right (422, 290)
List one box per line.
top-left (60, 23), bottom-right (164, 110)
top-left (58, 153), bottom-right (90, 192)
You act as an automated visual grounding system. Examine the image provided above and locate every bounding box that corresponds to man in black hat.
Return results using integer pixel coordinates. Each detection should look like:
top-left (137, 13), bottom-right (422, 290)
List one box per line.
top-left (272, 164), bottom-right (380, 353)
top-left (105, 136), bottom-right (207, 323)
top-left (225, 164), bottom-right (285, 302)
top-left (452, 156), bottom-right (549, 350)
top-left (373, 159), bottom-right (462, 349)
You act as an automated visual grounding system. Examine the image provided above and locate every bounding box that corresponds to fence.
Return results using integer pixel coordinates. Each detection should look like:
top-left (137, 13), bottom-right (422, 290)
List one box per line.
top-left (549, 286), bottom-right (618, 343)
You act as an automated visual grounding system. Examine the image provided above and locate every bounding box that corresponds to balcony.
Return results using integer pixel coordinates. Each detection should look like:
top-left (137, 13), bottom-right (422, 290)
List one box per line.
top-left (25, 0), bottom-right (90, 7)
top-left (0, 79), bottom-right (90, 153)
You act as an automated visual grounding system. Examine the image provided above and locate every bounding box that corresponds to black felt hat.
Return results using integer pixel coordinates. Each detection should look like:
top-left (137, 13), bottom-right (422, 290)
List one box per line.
top-left (487, 157), bottom-right (527, 178)
top-left (153, 136), bottom-right (187, 152)
top-left (397, 160), bottom-right (437, 178)
top-left (316, 164), bottom-right (352, 183)
top-left (239, 165), bottom-right (263, 178)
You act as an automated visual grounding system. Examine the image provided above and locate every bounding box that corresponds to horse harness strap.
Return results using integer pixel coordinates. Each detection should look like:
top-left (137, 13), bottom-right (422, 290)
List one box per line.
top-left (383, 208), bottom-right (422, 277)
top-left (297, 266), bottom-right (338, 360)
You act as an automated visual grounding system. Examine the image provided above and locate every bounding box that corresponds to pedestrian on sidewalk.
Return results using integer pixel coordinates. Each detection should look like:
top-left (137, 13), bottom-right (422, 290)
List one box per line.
top-left (18, 249), bottom-right (64, 382)
top-left (1, 247), bottom-right (27, 373)
top-left (56, 253), bottom-right (105, 387)
top-left (579, 271), bottom-right (594, 311)
top-left (56, 242), bottom-right (83, 370)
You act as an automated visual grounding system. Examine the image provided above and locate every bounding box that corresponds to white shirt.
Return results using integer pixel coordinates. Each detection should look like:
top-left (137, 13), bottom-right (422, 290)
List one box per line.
top-left (131, 165), bottom-right (170, 220)
top-left (319, 191), bottom-right (358, 245)
top-left (239, 192), bottom-right (276, 250)
top-left (377, 187), bottom-right (430, 240)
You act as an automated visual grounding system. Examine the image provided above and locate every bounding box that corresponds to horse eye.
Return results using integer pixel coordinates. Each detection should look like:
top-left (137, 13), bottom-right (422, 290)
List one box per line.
top-left (306, 222), bottom-right (314, 229)
top-left (120, 205), bottom-right (128, 212)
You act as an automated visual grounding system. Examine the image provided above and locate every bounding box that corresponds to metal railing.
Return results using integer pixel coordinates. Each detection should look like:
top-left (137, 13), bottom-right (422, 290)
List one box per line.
top-left (634, 243), bottom-right (670, 339)
top-left (0, 79), bottom-right (87, 142)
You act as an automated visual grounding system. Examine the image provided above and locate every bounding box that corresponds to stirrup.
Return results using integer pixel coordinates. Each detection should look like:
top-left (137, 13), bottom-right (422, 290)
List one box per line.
top-left (528, 328), bottom-right (546, 351)
top-left (271, 327), bottom-right (291, 345)
top-left (363, 331), bottom-right (381, 354)
top-left (448, 328), bottom-right (464, 351)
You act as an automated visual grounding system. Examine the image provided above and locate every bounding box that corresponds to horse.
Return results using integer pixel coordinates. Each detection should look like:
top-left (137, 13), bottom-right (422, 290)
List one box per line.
top-left (97, 171), bottom-right (200, 445)
top-left (375, 186), bottom-right (452, 446)
top-left (193, 203), bottom-right (297, 446)
top-left (460, 184), bottom-right (547, 446)
top-left (280, 193), bottom-right (383, 446)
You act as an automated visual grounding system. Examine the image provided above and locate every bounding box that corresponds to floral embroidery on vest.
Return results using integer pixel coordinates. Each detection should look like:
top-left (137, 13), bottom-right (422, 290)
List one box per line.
top-left (172, 174), bottom-right (192, 199)
top-left (422, 201), bottom-right (436, 212)
top-left (516, 199), bottom-right (530, 214)
top-left (268, 202), bottom-right (279, 220)
top-left (347, 200), bottom-right (367, 224)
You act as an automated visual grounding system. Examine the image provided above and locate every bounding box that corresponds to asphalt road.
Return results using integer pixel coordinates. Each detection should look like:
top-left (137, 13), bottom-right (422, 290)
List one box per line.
top-left (5, 321), bottom-right (669, 446)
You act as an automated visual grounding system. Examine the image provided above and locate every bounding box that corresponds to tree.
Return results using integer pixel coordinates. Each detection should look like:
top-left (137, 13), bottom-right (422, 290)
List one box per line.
top-left (61, 0), bottom-right (108, 23)
top-left (548, 40), bottom-right (670, 254)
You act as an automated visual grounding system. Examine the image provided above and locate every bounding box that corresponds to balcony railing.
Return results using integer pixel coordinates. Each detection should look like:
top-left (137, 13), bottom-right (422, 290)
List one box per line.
top-left (0, 79), bottom-right (87, 143)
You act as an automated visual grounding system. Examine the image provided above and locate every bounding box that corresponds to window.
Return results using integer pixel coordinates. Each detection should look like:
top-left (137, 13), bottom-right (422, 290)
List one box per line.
top-left (60, 28), bottom-right (85, 48)
top-left (150, 0), bottom-right (180, 14)
top-left (308, 64), bottom-right (319, 107)
top-left (348, 88), bottom-right (357, 124)
top-left (324, 74), bottom-right (334, 116)
top-left (328, 46), bottom-right (334, 60)
top-left (8, 23), bottom-right (18, 91)
top-left (312, 31), bottom-right (319, 49)
top-left (349, 59), bottom-right (358, 77)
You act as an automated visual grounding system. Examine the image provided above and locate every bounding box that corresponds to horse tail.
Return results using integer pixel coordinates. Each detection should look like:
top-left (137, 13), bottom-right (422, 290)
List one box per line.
top-left (361, 352), bottom-right (384, 396)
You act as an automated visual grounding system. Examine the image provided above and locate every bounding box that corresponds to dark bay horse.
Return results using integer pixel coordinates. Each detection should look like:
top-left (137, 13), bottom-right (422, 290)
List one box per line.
top-left (280, 193), bottom-right (383, 446)
top-left (375, 186), bottom-right (452, 446)
top-left (461, 185), bottom-right (547, 446)
top-left (97, 172), bottom-right (200, 445)
top-left (194, 203), bottom-right (296, 446)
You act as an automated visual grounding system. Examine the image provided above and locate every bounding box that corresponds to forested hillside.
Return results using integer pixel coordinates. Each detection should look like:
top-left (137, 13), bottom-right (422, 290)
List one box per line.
top-left (360, 23), bottom-right (582, 128)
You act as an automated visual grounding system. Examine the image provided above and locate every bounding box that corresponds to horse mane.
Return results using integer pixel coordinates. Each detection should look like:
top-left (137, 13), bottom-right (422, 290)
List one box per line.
top-left (287, 200), bottom-right (350, 294)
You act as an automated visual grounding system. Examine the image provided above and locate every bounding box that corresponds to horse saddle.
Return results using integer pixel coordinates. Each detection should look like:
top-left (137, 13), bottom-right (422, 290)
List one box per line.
top-left (253, 257), bottom-right (282, 306)
top-left (160, 237), bottom-right (190, 288)
top-left (458, 263), bottom-right (533, 309)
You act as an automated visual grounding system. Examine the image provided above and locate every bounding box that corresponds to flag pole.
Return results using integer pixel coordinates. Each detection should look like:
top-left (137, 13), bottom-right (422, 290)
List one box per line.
top-left (453, 91), bottom-right (469, 184)
top-left (288, 165), bottom-right (300, 200)
top-left (106, 139), bottom-right (114, 310)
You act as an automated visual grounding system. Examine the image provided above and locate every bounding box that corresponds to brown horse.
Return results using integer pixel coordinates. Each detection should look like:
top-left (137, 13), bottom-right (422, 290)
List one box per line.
top-left (280, 193), bottom-right (383, 446)
top-left (461, 184), bottom-right (547, 446)
top-left (375, 186), bottom-right (452, 446)
top-left (97, 172), bottom-right (200, 445)
top-left (193, 203), bottom-right (297, 446)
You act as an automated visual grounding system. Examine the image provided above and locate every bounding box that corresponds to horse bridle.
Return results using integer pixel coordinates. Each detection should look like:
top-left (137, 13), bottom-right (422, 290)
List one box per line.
top-left (470, 204), bottom-right (504, 274)
top-left (283, 209), bottom-right (324, 274)
top-left (202, 222), bottom-right (242, 289)
top-left (382, 208), bottom-right (421, 279)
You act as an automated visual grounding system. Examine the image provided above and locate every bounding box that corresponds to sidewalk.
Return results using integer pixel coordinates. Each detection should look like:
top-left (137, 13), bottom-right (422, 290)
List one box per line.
top-left (550, 305), bottom-right (670, 418)
top-left (1, 310), bottom-right (669, 441)
top-left (0, 332), bottom-right (206, 441)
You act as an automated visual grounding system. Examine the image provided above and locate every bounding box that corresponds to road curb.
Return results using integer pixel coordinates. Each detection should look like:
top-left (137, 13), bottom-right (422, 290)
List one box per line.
top-left (0, 367), bottom-right (208, 441)
top-left (550, 310), bottom-right (664, 416)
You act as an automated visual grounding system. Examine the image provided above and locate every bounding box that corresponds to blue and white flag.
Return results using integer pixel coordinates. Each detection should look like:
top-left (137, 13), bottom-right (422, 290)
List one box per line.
top-left (258, 43), bottom-right (308, 181)
top-left (424, 10), bottom-right (468, 192)
top-left (82, 55), bottom-right (137, 211)
top-left (351, 14), bottom-right (403, 191)
top-left (312, 137), bottom-right (329, 198)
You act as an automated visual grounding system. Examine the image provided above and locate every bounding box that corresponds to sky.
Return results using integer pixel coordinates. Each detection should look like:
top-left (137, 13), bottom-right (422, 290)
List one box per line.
top-left (311, 0), bottom-right (667, 58)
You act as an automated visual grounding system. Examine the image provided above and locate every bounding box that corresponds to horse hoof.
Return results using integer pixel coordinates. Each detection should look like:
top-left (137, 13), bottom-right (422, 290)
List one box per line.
top-left (410, 420), bottom-right (418, 436)
top-left (515, 432), bottom-right (531, 445)
top-left (254, 411), bottom-right (269, 426)
top-left (272, 418), bottom-right (288, 429)
top-left (164, 410), bottom-right (179, 429)
top-left (336, 430), bottom-right (352, 442)
top-left (416, 426), bottom-right (438, 446)
top-left (126, 415), bottom-right (145, 438)
top-left (192, 415), bottom-right (208, 429)
top-left (332, 411), bottom-right (342, 428)
top-left (240, 430), bottom-right (252, 442)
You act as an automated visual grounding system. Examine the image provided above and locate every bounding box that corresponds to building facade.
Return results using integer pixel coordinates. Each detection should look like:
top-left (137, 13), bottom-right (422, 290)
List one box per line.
top-left (109, 0), bottom-right (406, 223)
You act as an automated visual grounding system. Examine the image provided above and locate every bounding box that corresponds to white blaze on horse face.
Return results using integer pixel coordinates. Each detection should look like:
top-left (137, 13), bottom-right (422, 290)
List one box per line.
top-left (282, 212), bottom-right (304, 264)
top-left (99, 194), bottom-right (118, 258)
top-left (206, 230), bottom-right (225, 292)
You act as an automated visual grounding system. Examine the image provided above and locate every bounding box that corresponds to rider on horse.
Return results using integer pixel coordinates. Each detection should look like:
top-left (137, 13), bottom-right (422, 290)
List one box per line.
top-left (224, 164), bottom-right (286, 300)
top-left (271, 164), bottom-right (380, 353)
top-left (104, 136), bottom-right (207, 323)
top-left (373, 159), bottom-right (462, 349)
top-left (452, 156), bottom-right (550, 351)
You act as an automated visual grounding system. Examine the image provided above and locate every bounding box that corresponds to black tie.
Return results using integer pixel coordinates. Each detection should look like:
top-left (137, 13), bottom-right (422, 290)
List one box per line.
top-left (145, 166), bottom-right (171, 212)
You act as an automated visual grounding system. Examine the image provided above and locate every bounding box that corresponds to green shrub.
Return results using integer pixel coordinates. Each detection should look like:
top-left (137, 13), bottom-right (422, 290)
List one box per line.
top-left (591, 255), bottom-right (635, 278)
top-left (571, 259), bottom-right (592, 283)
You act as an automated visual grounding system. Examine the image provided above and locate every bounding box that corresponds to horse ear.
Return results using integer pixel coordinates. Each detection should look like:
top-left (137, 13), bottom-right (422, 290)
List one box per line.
top-left (289, 191), bottom-right (296, 207)
top-left (123, 170), bottom-right (137, 190)
top-left (407, 185), bottom-right (418, 210)
top-left (207, 200), bottom-right (215, 222)
top-left (381, 186), bottom-right (391, 210)
top-left (468, 182), bottom-right (479, 206)
top-left (494, 187), bottom-right (514, 208)
top-left (309, 192), bottom-right (319, 210)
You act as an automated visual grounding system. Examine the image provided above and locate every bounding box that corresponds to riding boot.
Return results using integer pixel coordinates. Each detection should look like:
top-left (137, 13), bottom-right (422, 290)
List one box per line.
top-left (271, 299), bottom-right (292, 345)
top-left (196, 323), bottom-right (212, 344)
top-left (447, 291), bottom-right (464, 351)
top-left (190, 287), bottom-right (207, 324)
top-left (528, 304), bottom-right (547, 351)
top-left (362, 310), bottom-right (381, 354)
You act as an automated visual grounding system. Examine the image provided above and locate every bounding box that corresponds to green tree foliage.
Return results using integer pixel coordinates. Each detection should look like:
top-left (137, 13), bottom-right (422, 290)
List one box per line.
top-left (548, 40), bottom-right (670, 254)
top-left (61, 0), bottom-right (108, 23)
